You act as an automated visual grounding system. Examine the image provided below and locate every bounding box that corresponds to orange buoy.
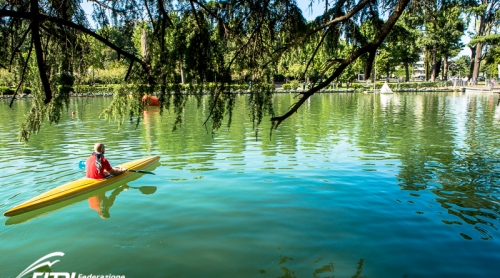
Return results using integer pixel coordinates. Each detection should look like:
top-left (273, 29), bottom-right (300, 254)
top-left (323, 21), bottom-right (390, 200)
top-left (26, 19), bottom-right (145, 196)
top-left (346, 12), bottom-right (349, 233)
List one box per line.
top-left (149, 96), bottom-right (159, 106)
top-left (142, 95), bottom-right (159, 106)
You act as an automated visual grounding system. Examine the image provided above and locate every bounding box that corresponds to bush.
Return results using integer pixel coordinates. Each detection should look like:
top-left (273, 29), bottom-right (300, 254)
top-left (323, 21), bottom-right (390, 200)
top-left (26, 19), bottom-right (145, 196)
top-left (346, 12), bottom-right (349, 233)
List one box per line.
top-left (56, 73), bottom-right (75, 86)
top-left (0, 86), bottom-right (15, 95)
top-left (282, 84), bottom-right (291, 90)
top-left (289, 80), bottom-right (300, 90)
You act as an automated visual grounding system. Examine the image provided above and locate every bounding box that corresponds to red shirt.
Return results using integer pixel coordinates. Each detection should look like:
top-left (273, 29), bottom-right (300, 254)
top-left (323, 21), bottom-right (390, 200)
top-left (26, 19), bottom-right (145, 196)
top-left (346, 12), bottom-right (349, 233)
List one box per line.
top-left (86, 153), bottom-right (112, 179)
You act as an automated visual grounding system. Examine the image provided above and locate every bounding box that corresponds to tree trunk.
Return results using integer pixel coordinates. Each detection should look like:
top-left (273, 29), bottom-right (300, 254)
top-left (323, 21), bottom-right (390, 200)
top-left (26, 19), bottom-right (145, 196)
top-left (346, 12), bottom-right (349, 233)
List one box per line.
top-left (430, 45), bottom-right (437, 82)
top-left (471, 11), bottom-right (488, 80)
top-left (442, 54), bottom-right (448, 80)
top-left (424, 47), bottom-right (430, 81)
top-left (364, 51), bottom-right (376, 80)
top-left (141, 29), bottom-right (149, 63)
top-left (404, 62), bottom-right (410, 82)
top-left (180, 60), bottom-right (185, 84)
top-left (469, 46), bottom-right (476, 77)
top-left (472, 42), bottom-right (482, 80)
top-left (435, 59), bottom-right (442, 80)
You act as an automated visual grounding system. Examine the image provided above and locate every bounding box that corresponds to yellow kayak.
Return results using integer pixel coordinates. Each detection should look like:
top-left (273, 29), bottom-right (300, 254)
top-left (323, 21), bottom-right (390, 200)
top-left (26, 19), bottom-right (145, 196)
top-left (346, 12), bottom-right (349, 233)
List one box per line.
top-left (4, 156), bottom-right (160, 217)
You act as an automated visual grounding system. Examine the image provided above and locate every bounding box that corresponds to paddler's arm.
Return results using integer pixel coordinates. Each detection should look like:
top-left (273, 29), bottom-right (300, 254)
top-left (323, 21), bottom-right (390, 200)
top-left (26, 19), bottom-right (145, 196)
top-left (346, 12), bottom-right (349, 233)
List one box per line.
top-left (108, 166), bottom-right (128, 176)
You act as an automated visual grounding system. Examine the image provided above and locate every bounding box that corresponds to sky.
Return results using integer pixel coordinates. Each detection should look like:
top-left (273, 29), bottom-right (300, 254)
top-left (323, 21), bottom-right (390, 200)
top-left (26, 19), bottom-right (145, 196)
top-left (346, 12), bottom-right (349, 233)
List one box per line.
top-left (296, 0), bottom-right (324, 20)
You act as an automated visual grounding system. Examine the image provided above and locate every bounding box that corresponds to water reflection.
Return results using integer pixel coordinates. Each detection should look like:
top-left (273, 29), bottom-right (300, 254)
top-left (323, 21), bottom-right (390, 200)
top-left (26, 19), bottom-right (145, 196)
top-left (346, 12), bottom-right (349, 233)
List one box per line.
top-left (88, 185), bottom-right (157, 219)
top-left (2, 93), bottom-right (500, 239)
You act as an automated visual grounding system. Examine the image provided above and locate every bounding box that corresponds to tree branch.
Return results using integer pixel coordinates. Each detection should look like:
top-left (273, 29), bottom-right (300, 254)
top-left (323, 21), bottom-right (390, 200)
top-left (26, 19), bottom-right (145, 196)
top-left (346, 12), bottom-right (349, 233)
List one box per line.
top-left (0, 8), bottom-right (153, 86)
top-left (87, 0), bottom-right (126, 13)
top-left (9, 24), bottom-right (32, 68)
top-left (271, 0), bottom-right (411, 129)
top-left (30, 0), bottom-right (52, 104)
top-left (265, 0), bottom-right (371, 67)
top-left (10, 40), bottom-right (33, 108)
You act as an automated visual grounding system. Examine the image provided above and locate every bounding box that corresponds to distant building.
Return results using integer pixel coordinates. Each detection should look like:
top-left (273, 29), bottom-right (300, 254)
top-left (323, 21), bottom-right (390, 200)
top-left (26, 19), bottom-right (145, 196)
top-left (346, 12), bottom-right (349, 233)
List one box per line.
top-left (413, 53), bottom-right (425, 80)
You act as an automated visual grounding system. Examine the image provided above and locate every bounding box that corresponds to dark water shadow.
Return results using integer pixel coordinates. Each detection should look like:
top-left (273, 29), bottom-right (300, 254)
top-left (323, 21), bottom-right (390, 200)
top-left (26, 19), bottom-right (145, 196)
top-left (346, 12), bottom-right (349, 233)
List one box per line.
top-left (259, 254), bottom-right (365, 278)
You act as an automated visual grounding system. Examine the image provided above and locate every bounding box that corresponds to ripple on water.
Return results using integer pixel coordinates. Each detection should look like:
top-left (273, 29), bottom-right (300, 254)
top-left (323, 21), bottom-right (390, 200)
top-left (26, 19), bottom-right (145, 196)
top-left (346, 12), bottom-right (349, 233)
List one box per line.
top-left (1, 94), bottom-right (500, 277)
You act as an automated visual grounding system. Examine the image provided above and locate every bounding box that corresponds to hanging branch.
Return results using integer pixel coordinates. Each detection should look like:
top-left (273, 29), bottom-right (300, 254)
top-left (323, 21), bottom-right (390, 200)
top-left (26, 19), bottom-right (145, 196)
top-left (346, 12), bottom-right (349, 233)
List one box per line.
top-left (303, 27), bottom-right (331, 85)
top-left (87, 0), bottom-right (126, 13)
top-left (10, 39), bottom-right (33, 108)
top-left (124, 59), bottom-right (134, 81)
top-left (270, 0), bottom-right (411, 129)
top-left (202, 0), bottom-right (271, 129)
top-left (30, 0), bottom-right (52, 104)
top-left (264, 0), bottom-right (372, 67)
top-left (189, 0), bottom-right (203, 29)
top-left (0, 8), bottom-right (154, 88)
top-left (9, 23), bottom-right (32, 68)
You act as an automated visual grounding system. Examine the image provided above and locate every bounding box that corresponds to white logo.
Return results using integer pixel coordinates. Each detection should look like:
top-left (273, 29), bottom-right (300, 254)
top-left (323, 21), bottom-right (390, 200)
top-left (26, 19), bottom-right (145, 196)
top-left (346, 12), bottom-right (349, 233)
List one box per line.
top-left (17, 252), bottom-right (125, 278)
top-left (17, 252), bottom-right (65, 278)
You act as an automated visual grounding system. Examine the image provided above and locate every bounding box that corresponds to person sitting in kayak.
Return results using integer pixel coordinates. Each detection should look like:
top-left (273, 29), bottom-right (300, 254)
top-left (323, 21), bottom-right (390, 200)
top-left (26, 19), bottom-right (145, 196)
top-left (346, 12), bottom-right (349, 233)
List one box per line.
top-left (86, 143), bottom-right (127, 179)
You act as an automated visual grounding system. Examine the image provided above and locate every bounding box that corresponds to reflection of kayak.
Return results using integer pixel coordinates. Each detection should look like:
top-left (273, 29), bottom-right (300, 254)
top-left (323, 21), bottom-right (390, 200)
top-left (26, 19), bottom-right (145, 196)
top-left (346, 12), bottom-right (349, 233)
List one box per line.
top-left (3, 156), bottom-right (160, 217)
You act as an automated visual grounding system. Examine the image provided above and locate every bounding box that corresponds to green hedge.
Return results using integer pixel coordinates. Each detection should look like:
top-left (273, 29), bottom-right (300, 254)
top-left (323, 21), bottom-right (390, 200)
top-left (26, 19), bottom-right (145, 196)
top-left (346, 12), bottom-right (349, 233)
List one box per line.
top-left (0, 86), bottom-right (15, 95)
top-left (0, 86), bottom-right (32, 95)
top-left (72, 83), bottom-right (258, 95)
top-left (351, 81), bottom-right (453, 90)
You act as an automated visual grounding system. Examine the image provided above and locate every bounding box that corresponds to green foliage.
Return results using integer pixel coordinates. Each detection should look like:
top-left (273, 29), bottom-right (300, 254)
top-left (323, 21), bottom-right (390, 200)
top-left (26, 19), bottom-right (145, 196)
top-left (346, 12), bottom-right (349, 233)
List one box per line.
top-left (0, 86), bottom-right (15, 95)
top-left (469, 34), bottom-right (500, 46)
top-left (248, 83), bottom-right (275, 129)
top-left (2, 0), bottom-right (483, 142)
top-left (0, 86), bottom-right (33, 96)
top-left (56, 73), bottom-right (75, 86)
top-left (0, 69), bottom-right (16, 87)
top-left (19, 97), bottom-right (47, 142)
top-left (101, 84), bottom-right (144, 124)
top-left (396, 81), bottom-right (452, 89)
top-left (289, 80), bottom-right (300, 90)
top-left (449, 55), bottom-right (470, 76)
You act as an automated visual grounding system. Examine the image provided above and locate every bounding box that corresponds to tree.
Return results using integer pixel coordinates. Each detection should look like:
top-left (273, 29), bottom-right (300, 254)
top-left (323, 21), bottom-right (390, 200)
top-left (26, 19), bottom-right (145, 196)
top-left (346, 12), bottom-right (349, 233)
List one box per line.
top-left (1, 0), bottom-right (412, 142)
top-left (414, 0), bottom-right (466, 81)
top-left (448, 55), bottom-right (470, 76)
top-left (379, 16), bottom-right (421, 82)
top-left (467, 0), bottom-right (500, 81)
top-left (483, 44), bottom-right (500, 78)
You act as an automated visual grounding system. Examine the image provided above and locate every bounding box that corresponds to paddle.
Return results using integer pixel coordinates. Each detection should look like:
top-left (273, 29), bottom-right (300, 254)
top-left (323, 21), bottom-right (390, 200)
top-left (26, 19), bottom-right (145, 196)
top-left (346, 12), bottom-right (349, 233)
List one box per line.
top-left (79, 161), bottom-right (156, 175)
top-left (130, 186), bottom-right (157, 195)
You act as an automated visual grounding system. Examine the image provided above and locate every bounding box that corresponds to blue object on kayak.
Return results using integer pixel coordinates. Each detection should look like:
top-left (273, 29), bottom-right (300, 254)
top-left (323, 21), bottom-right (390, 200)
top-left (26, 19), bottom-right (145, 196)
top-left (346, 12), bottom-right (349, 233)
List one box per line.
top-left (78, 160), bottom-right (86, 170)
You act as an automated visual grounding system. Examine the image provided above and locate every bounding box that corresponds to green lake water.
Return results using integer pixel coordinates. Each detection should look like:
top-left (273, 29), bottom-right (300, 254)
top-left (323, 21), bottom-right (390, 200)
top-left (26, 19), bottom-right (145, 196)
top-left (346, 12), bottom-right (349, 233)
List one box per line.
top-left (1, 92), bottom-right (499, 277)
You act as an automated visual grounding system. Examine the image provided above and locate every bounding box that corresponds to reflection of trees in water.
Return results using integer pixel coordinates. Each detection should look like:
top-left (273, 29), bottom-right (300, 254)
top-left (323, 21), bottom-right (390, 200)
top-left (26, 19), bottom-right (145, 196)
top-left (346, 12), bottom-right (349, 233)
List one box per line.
top-left (398, 152), bottom-right (500, 240)
top-left (259, 255), bottom-right (365, 278)
top-left (383, 93), bottom-right (500, 240)
top-left (396, 120), bottom-right (500, 238)
top-left (397, 150), bottom-right (500, 240)
top-left (434, 155), bottom-right (500, 240)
